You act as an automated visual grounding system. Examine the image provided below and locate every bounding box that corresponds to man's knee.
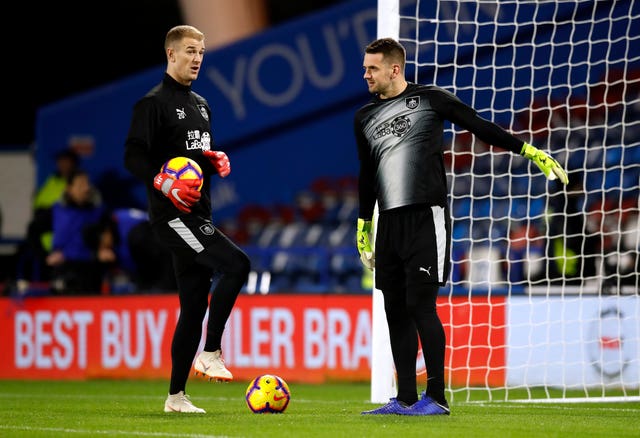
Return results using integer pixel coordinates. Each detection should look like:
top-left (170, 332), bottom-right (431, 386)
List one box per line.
top-left (232, 251), bottom-right (251, 279)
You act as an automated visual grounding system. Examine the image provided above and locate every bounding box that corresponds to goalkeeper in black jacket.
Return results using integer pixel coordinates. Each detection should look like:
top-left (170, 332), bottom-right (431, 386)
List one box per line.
top-left (124, 25), bottom-right (250, 414)
top-left (355, 38), bottom-right (568, 416)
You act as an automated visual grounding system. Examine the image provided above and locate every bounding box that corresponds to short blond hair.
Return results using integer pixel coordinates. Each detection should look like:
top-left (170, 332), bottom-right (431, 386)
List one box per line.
top-left (165, 25), bottom-right (204, 50)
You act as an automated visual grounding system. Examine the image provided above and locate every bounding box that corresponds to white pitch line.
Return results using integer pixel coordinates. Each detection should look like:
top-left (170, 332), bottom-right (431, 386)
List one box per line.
top-left (0, 425), bottom-right (235, 438)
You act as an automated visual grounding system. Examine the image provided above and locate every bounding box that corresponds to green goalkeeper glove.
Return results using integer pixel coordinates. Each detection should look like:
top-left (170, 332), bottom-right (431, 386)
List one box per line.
top-left (356, 218), bottom-right (375, 270)
top-left (521, 143), bottom-right (569, 184)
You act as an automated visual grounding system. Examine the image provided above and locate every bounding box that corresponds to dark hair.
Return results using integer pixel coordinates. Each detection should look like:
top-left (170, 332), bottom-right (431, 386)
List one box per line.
top-left (55, 148), bottom-right (79, 164)
top-left (65, 168), bottom-right (89, 186)
top-left (365, 38), bottom-right (406, 70)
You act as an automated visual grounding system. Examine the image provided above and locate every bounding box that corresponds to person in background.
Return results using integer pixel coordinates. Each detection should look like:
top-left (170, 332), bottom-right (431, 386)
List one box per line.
top-left (45, 169), bottom-right (106, 294)
top-left (546, 171), bottom-right (598, 285)
top-left (354, 38), bottom-right (568, 416)
top-left (85, 208), bottom-right (177, 293)
top-left (124, 25), bottom-right (250, 414)
top-left (14, 149), bottom-right (80, 288)
top-left (33, 149), bottom-right (80, 211)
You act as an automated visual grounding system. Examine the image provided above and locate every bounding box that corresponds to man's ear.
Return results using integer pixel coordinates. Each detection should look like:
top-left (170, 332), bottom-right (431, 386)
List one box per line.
top-left (391, 64), bottom-right (400, 79)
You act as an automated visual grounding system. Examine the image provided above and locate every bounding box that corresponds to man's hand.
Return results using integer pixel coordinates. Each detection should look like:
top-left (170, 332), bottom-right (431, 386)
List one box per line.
top-left (521, 143), bottom-right (569, 184)
top-left (356, 218), bottom-right (375, 270)
top-left (153, 173), bottom-right (201, 213)
top-left (204, 150), bottom-right (231, 177)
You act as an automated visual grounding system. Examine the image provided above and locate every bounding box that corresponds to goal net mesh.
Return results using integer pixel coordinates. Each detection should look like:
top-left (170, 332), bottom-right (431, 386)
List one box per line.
top-left (393, 0), bottom-right (640, 402)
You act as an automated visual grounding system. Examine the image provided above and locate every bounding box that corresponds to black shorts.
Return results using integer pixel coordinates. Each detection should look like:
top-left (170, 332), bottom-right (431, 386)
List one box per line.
top-left (375, 204), bottom-right (451, 290)
top-left (153, 214), bottom-right (229, 277)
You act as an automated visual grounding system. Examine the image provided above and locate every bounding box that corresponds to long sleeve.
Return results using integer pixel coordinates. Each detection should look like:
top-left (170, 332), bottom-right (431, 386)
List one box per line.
top-left (430, 88), bottom-right (524, 154)
top-left (354, 113), bottom-right (377, 219)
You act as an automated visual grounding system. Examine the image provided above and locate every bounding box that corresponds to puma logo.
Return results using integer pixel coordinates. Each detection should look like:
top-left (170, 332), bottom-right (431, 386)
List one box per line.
top-left (419, 266), bottom-right (432, 276)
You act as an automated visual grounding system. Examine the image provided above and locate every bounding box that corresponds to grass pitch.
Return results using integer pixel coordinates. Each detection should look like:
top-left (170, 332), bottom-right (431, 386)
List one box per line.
top-left (1, 379), bottom-right (639, 437)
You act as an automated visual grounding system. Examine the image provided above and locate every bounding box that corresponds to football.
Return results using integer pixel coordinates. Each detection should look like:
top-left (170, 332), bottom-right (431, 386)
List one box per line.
top-left (160, 156), bottom-right (204, 191)
top-left (245, 374), bottom-right (291, 414)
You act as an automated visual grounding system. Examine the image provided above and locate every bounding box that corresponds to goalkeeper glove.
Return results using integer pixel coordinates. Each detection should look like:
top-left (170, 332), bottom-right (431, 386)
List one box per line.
top-left (356, 218), bottom-right (375, 270)
top-left (521, 143), bottom-right (569, 184)
top-left (203, 150), bottom-right (231, 177)
top-left (153, 173), bottom-right (201, 213)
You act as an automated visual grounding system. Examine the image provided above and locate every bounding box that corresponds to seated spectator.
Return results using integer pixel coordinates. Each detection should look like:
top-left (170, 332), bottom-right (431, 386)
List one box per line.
top-left (15, 149), bottom-right (80, 287)
top-left (45, 169), bottom-right (106, 294)
top-left (546, 171), bottom-right (599, 285)
top-left (601, 197), bottom-right (639, 293)
top-left (86, 208), bottom-right (177, 293)
top-left (33, 149), bottom-right (80, 211)
top-left (506, 221), bottom-right (545, 284)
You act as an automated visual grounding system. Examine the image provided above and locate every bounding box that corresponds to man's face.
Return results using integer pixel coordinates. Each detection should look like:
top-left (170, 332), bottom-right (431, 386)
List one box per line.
top-left (167, 37), bottom-right (205, 85)
top-left (362, 52), bottom-right (395, 95)
top-left (67, 174), bottom-right (92, 204)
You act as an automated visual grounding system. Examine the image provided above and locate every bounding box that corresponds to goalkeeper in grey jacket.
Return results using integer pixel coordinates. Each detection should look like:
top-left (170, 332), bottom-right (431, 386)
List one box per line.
top-left (355, 37), bottom-right (568, 416)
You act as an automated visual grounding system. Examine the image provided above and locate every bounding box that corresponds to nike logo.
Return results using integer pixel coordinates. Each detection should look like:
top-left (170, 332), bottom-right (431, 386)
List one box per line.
top-left (273, 394), bottom-right (287, 401)
top-left (198, 359), bottom-right (210, 372)
top-left (419, 266), bottom-right (432, 276)
top-left (171, 188), bottom-right (188, 206)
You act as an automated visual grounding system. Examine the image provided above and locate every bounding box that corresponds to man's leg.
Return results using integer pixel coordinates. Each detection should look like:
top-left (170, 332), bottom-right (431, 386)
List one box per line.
top-left (407, 283), bottom-right (447, 405)
top-left (381, 287), bottom-right (419, 406)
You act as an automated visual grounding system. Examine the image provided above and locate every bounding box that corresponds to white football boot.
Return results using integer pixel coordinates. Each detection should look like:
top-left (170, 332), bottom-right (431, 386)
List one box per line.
top-left (194, 349), bottom-right (233, 382)
top-left (164, 391), bottom-right (206, 413)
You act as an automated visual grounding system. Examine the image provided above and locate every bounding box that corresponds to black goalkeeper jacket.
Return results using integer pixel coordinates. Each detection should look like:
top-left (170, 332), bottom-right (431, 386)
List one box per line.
top-left (354, 82), bottom-right (525, 219)
top-left (124, 73), bottom-right (219, 225)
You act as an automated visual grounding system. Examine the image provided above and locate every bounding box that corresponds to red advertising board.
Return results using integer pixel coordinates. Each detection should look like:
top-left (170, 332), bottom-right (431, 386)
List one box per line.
top-left (0, 294), bottom-right (506, 385)
top-left (442, 297), bottom-right (506, 386)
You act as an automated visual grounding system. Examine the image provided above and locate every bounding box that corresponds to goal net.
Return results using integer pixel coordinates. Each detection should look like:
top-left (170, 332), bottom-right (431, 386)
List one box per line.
top-left (373, 0), bottom-right (640, 403)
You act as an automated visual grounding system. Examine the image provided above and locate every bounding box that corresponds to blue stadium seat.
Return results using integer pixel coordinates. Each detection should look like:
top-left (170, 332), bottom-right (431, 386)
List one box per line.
top-left (490, 199), bottom-right (511, 220)
top-left (451, 198), bottom-right (472, 218)
top-left (472, 198), bottom-right (492, 219)
top-left (510, 198), bottom-right (530, 220)
top-left (452, 219), bottom-right (471, 241)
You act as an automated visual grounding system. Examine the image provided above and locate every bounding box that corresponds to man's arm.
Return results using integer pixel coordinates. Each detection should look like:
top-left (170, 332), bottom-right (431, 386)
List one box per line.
top-left (354, 114), bottom-right (376, 270)
top-left (354, 116), bottom-right (376, 219)
top-left (430, 88), bottom-right (522, 154)
top-left (430, 88), bottom-right (568, 184)
top-left (124, 98), bottom-right (161, 183)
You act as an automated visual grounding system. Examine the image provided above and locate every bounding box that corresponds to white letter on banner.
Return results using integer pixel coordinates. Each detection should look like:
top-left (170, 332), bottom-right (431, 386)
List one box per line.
top-left (352, 310), bottom-right (372, 368)
top-left (73, 311), bottom-right (93, 369)
top-left (52, 311), bottom-right (73, 369)
top-left (206, 57), bottom-right (247, 119)
top-left (146, 310), bottom-right (167, 368)
top-left (271, 308), bottom-right (294, 368)
top-left (232, 309), bottom-right (251, 367)
top-left (327, 309), bottom-right (351, 369)
top-left (304, 309), bottom-right (325, 369)
top-left (15, 311), bottom-right (33, 368)
top-left (35, 311), bottom-right (53, 368)
top-left (248, 44), bottom-right (304, 107)
top-left (122, 311), bottom-right (144, 369)
top-left (251, 307), bottom-right (270, 368)
top-left (296, 26), bottom-right (344, 89)
top-left (102, 311), bottom-right (120, 369)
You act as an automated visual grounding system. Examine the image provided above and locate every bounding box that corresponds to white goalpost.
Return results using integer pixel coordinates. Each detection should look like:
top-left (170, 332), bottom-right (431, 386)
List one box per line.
top-left (369, 0), bottom-right (400, 405)
top-left (372, 0), bottom-right (640, 403)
